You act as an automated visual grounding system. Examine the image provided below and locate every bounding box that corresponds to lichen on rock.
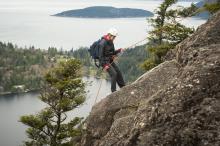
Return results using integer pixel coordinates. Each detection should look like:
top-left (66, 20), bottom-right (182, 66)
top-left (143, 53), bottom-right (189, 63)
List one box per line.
top-left (80, 11), bottom-right (220, 146)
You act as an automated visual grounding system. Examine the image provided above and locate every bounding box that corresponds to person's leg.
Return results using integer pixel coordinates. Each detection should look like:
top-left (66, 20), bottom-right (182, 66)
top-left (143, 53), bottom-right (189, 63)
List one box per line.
top-left (107, 65), bottom-right (117, 92)
top-left (111, 62), bottom-right (125, 88)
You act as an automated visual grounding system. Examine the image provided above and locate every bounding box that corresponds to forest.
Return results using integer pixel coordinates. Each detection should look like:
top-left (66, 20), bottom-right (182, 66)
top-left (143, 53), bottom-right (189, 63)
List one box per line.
top-left (0, 42), bottom-right (148, 95)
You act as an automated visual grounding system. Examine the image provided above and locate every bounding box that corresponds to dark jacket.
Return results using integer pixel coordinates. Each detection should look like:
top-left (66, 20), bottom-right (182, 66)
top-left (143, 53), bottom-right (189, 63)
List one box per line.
top-left (99, 36), bottom-right (120, 66)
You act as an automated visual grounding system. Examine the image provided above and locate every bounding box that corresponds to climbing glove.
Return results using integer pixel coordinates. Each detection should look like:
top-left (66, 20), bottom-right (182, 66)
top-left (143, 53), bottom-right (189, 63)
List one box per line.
top-left (103, 64), bottom-right (110, 71)
top-left (117, 48), bottom-right (124, 54)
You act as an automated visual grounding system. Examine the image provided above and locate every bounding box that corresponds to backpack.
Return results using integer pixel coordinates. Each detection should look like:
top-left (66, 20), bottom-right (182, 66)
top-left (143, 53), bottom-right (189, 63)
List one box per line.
top-left (88, 39), bottom-right (102, 68)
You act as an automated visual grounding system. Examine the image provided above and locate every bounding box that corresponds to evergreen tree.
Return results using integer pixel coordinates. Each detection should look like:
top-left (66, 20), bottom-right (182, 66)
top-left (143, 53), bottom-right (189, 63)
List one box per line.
top-left (20, 59), bottom-right (86, 146)
top-left (48, 47), bottom-right (58, 58)
top-left (203, 1), bottom-right (220, 14)
top-left (141, 0), bottom-right (198, 71)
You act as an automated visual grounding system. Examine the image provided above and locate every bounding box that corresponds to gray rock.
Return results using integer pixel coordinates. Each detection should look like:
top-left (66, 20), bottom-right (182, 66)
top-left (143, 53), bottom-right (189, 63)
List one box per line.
top-left (80, 11), bottom-right (220, 146)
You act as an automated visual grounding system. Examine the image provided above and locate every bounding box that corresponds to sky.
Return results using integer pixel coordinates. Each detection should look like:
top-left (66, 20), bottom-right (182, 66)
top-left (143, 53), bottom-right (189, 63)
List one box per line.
top-left (0, 0), bottom-right (201, 11)
top-left (0, 0), bottom-right (205, 49)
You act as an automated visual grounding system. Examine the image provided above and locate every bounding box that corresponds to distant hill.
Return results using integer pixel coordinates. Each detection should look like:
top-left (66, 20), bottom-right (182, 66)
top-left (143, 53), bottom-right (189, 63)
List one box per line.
top-left (53, 6), bottom-right (154, 18)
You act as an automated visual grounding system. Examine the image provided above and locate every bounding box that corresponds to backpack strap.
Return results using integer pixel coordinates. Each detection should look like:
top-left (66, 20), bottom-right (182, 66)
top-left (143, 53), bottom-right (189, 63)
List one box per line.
top-left (94, 59), bottom-right (101, 68)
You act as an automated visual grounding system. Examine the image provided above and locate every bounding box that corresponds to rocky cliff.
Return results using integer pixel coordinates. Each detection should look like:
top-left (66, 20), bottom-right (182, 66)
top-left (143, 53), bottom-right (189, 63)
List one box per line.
top-left (80, 11), bottom-right (220, 146)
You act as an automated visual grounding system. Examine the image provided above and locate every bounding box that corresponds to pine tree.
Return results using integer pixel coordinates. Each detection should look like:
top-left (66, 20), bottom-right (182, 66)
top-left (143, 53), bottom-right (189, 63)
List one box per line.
top-left (20, 59), bottom-right (86, 146)
top-left (203, 1), bottom-right (220, 14)
top-left (141, 0), bottom-right (198, 71)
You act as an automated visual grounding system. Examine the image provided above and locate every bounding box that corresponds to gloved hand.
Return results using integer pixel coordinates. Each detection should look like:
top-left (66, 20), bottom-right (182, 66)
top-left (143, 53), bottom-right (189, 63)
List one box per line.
top-left (117, 48), bottom-right (124, 53)
top-left (112, 55), bottom-right (117, 60)
top-left (103, 64), bottom-right (110, 71)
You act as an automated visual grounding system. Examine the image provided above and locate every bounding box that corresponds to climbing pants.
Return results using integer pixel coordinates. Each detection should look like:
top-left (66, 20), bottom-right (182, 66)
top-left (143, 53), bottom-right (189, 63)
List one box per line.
top-left (106, 62), bottom-right (125, 92)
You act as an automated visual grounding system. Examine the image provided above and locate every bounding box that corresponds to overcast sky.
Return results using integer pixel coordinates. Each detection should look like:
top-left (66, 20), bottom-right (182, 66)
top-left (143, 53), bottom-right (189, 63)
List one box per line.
top-left (0, 0), bottom-right (201, 13)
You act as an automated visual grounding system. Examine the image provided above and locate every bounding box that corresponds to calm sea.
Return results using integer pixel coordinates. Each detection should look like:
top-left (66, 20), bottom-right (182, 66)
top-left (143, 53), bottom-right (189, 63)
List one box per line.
top-left (0, 77), bottom-right (111, 146)
top-left (0, 0), bottom-right (205, 50)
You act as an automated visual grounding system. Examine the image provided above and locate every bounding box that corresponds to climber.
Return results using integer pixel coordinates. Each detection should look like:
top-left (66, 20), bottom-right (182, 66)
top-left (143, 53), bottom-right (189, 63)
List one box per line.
top-left (99, 28), bottom-right (126, 92)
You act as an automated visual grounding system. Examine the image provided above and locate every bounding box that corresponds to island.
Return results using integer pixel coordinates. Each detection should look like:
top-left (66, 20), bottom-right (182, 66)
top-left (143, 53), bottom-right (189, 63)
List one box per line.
top-left (53, 6), bottom-right (154, 18)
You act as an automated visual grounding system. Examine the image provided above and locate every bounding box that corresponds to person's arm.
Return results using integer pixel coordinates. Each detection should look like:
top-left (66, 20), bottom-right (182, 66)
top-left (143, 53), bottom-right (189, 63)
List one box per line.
top-left (114, 48), bottom-right (123, 55)
top-left (112, 43), bottom-right (123, 55)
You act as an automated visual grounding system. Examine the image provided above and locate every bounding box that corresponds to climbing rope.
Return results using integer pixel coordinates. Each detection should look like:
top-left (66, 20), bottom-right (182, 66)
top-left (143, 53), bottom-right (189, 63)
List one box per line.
top-left (94, 77), bottom-right (103, 104)
top-left (93, 37), bottom-right (148, 105)
top-left (93, 9), bottom-right (201, 105)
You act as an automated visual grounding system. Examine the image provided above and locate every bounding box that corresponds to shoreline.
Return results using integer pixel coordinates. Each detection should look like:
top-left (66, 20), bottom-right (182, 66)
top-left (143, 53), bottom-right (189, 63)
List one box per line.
top-left (0, 76), bottom-right (105, 97)
top-left (0, 89), bottom-right (41, 97)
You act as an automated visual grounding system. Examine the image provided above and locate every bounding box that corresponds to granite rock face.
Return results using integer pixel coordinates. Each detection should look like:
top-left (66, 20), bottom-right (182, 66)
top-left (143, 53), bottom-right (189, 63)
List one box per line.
top-left (81, 11), bottom-right (220, 146)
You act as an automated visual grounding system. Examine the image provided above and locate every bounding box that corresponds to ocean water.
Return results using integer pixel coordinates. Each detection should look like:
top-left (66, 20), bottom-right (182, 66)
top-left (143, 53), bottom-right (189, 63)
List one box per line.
top-left (0, 0), bottom-right (205, 50)
top-left (0, 77), bottom-right (111, 146)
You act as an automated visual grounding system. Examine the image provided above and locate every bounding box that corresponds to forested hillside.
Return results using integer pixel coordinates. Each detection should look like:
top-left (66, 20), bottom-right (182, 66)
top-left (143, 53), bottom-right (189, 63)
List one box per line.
top-left (117, 45), bottom-right (148, 82)
top-left (69, 45), bottom-right (148, 83)
top-left (0, 42), bottom-right (54, 94)
top-left (0, 42), bottom-right (148, 94)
